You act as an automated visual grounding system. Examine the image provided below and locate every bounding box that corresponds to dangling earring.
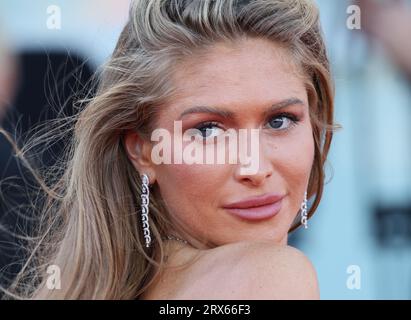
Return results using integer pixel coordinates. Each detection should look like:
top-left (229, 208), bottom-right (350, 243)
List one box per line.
top-left (140, 174), bottom-right (151, 247)
top-left (300, 191), bottom-right (308, 229)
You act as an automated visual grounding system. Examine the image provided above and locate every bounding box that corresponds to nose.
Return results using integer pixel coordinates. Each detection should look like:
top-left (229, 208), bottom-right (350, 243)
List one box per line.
top-left (233, 134), bottom-right (273, 187)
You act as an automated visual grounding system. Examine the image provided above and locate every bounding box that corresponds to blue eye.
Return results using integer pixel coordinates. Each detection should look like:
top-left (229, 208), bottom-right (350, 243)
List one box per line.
top-left (266, 113), bottom-right (300, 131)
top-left (195, 122), bottom-right (225, 139)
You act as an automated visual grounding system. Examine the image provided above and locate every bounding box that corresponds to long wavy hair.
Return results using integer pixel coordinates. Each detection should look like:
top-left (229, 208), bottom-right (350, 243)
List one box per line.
top-left (1, 0), bottom-right (338, 299)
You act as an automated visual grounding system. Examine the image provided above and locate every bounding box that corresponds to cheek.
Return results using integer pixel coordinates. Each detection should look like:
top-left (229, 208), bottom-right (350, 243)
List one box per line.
top-left (271, 126), bottom-right (315, 190)
top-left (269, 130), bottom-right (314, 219)
top-left (156, 163), bottom-right (226, 213)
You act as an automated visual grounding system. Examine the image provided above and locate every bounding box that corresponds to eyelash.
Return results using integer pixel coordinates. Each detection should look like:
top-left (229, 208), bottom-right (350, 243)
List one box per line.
top-left (194, 112), bottom-right (301, 139)
top-left (265, 112), bottom-right (301, 132)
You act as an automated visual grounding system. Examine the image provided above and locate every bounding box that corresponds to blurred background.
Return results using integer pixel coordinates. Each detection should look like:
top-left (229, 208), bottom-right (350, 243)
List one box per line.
top-left (0, 0), bottom-right (411, 299)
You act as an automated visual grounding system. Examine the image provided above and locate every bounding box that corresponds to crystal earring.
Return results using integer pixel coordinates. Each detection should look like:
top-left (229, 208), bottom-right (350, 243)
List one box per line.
top-left (300, 191), bottom-right (308, 229)
top-left (140, 174), bottom-right (151, 247)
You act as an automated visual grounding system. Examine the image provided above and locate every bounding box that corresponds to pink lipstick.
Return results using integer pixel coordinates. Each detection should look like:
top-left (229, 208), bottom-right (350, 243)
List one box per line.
top-left (223, 193), bottom-right (285, 221)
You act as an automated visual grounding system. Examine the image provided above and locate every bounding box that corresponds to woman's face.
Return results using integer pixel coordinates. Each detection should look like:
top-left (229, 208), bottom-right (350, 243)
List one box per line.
top-left (127, 37), bottom-right (315, 246)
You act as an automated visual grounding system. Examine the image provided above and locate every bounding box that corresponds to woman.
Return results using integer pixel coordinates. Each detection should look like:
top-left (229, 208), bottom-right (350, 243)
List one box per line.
top-left (3, 0), bottom-right (337, 299)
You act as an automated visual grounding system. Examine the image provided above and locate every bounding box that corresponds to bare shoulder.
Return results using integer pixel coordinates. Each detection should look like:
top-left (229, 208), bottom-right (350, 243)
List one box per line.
top-left (233, 241), bottom-right (320, 300)
top-left (181, 241), bottom-right (320, 300)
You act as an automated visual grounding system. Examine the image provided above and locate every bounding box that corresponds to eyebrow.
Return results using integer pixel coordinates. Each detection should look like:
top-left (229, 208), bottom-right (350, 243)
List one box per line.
top-left (178, 97), bottom-right (305, 120)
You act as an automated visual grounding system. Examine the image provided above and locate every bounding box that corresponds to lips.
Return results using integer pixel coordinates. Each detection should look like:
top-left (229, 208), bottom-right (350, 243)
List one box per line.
top-left (222, 193), bottom-right (286, 221)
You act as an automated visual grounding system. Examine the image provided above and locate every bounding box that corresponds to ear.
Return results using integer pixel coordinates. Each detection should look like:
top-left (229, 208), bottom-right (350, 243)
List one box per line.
top-left (124, 130), bottom-right (156, 185)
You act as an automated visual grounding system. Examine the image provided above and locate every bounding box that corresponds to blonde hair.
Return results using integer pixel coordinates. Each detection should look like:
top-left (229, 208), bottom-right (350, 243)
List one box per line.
top-left (1, 0), bottom-right (338, 299)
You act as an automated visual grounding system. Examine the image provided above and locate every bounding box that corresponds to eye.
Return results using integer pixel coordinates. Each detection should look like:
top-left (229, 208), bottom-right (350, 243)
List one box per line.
top-left (194, 121), bottom-right (225, 139)
top-left (266, 113), bottom-right (300, 131)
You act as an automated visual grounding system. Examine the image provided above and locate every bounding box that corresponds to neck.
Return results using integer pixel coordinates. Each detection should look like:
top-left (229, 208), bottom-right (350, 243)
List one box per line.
top-left (159, 240), bottom-right (204, 268)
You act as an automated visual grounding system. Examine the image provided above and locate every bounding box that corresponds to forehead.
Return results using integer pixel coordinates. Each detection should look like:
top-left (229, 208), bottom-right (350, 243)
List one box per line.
top-left (167, 37), bottom-right (307, 111)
